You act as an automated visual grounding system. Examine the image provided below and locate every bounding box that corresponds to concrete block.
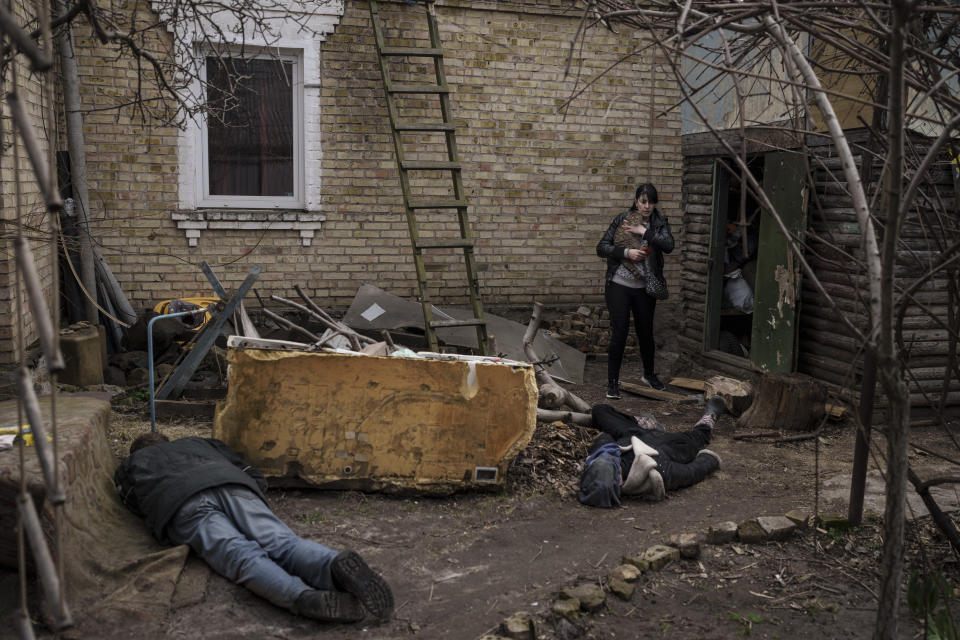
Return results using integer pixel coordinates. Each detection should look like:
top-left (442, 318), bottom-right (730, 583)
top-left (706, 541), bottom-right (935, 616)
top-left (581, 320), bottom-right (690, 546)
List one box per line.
top-left (785, 509), bottom-right (811, 528)
top-left (758, 516), bottom-right (797, 540)
top-left (706, 521), bottom-right (739, 544)
top-left (59, 324), bottom-right (104, 387)
top-left (668, 533), bottom-right (702, 559)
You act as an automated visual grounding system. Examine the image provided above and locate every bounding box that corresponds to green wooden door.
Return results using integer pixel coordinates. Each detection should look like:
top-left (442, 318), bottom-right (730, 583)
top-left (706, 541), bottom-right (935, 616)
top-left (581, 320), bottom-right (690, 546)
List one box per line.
top-left (750, 152), bottom-right (807, 372)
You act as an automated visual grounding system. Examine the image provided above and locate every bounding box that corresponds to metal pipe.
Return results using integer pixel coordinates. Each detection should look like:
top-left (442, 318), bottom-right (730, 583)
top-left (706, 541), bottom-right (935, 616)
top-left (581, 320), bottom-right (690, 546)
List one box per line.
top-left (5, 92), bottom-right (62, 208)
top-left (15, 237), bottom-right (64, 372)
top-left (17, 494), bottom-right (72, 630)
top-left (148, 309), bottom-right (207, 432)
top-left (17, 370), bottom-right (65, 505)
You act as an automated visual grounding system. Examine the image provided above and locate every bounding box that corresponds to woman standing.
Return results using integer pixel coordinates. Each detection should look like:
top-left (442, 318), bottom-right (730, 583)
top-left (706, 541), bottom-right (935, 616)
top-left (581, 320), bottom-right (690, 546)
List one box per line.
top-left (596, 183), bottom-right (675, 399)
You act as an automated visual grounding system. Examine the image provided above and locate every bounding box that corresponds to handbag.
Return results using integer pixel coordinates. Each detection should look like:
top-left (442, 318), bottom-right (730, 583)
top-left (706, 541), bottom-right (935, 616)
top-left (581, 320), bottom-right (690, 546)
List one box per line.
top-left (645, 273), bottom-right (669, 300)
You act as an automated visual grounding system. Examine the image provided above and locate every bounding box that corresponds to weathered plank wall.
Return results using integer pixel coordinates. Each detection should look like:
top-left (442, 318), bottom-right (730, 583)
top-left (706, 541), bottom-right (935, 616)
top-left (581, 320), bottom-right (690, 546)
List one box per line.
top-left (680, 129), bottom-right (960, 419)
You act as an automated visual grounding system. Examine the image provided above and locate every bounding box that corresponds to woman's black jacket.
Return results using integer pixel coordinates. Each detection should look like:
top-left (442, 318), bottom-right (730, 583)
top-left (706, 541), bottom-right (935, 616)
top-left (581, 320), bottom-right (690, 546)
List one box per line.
top-left (596, 207), bottom-right (675, 285)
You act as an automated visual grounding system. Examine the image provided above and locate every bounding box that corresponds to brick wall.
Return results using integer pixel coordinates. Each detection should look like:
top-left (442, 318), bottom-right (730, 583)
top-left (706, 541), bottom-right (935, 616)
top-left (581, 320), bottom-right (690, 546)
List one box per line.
top-left (318, 0), bottom-right (684, 310)
top-left (0, 3), bottom-right (56, 365)
top-left (1, 0), bottom-right (683, 362)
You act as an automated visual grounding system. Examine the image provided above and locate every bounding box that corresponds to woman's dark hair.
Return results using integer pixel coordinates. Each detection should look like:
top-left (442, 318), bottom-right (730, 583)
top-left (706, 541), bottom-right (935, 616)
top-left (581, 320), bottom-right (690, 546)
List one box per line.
top-left (633, 183), bottom-right (659, 206)
top-left (130, 431), bottom-right (170, 454)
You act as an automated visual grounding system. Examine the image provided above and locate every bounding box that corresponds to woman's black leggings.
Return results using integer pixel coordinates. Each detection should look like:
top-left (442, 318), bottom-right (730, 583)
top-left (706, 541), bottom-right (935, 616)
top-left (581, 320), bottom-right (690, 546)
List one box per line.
top-left (605, 281), bottom-right (657, 381)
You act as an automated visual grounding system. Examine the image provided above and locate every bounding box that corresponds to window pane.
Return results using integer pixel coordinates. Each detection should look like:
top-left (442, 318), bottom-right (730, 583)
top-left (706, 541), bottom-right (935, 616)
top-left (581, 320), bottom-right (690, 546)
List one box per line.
top-left (206, 57), bottom-right (294, 198)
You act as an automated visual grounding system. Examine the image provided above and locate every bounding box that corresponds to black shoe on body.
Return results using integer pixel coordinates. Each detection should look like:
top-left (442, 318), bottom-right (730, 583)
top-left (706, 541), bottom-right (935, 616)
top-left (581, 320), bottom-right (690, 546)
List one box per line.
top-left (331, 551), bottom-right (394, 622)
top-left (641, 373), bottom-right (665, 391)
top-left (293, 589), bottom-right (365, 623)
top-left (606, 380), bottom-right (621, 399)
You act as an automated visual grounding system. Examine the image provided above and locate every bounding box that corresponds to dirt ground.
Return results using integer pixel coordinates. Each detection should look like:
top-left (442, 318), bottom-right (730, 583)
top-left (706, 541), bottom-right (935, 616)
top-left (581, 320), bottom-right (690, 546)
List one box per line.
top-left (7, 355), bottom-right (960, 640)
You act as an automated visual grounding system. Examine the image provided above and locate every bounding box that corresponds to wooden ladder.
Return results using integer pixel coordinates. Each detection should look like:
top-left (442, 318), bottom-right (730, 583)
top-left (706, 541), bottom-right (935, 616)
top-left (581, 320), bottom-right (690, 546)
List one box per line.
top-left (368, 0), bottom-right (489, 354)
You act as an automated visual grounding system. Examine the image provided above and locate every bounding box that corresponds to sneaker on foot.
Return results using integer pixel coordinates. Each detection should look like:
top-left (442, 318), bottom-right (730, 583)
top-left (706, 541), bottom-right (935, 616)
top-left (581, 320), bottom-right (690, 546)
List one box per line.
top-left (641, 373), bottom-right (665, 391)
top-left (293, 589), bottom-right (364, 623)
top-left (606, 381), bottom-right (622, 399)
top-left (331, 551), bottom-right (395, 622)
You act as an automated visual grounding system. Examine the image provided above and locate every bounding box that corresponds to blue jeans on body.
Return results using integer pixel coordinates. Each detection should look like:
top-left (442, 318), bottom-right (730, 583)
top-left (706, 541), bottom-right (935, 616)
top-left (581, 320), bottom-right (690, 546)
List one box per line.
top-left (605, 282), bottom-right (657, 380)
top-left (165, 485), bottom-right (338, 610)
top-left (591, 404), bottom-right (717, 492)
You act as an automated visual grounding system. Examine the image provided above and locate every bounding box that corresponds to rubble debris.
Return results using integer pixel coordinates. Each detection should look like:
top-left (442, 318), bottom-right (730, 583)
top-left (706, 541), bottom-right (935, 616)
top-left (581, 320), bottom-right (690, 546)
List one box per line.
top-left (342, 285), bottom-right (585, 383)
top-left (523, 302), bottom-right (589, 413)
top-left (507, 421), bottom-right (594, 497)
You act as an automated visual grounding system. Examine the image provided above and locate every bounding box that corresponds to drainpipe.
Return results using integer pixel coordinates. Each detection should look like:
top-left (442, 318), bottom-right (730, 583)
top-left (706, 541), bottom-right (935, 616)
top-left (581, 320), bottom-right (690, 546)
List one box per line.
top-left (56, 3), bottom-right (97, 323)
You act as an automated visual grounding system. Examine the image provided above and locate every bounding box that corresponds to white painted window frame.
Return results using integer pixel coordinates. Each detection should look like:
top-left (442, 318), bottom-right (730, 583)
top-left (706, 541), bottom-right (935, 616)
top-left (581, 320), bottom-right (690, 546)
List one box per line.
top-left (197, 47), bottom-right (305, 210)
top-left (157, 2), bottom-right (345, 246)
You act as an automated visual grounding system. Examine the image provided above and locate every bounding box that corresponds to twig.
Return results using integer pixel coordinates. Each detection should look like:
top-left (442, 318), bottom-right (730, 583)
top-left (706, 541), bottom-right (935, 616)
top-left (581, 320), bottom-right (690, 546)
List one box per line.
top-left (532, 545), bottom-right (543, 561)
top-left (592, 552), bottom-right (609, 568)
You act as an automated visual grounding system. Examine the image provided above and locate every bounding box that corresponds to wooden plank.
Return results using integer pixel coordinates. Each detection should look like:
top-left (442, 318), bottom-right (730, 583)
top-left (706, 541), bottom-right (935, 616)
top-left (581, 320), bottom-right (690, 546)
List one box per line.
top-left (155, 400), bottom-right (216, 421)
top-left (825, 403), bottom-right (846, 419)
top-left (668, 377), bottom-right (705, 391)
top-left (619, 381), bottom-right (695, 402)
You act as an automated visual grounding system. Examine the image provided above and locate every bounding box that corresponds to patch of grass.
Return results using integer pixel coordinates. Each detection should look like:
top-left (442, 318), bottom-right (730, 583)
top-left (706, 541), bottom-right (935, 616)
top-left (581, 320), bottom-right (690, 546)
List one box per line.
top-left (804, 597), bottom-right (838, 614)
top-left (726, 611), bottom-right (778, 637)
top-left (298, 510), bottom-right (328, 526)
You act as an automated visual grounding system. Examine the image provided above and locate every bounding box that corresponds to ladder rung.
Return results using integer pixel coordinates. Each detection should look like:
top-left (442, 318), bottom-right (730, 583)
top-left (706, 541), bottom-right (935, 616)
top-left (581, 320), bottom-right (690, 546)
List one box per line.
top-left (430, 319), bottom-right (487, 329)
top-left (414, 238), bottom-right (475, 249)
top-left (381, 46), bottom-right (444, 57)
top-left (394, 122), bottom-right (455, 132)
top-left (407, 199), bottom-right (469, 209)
top-left (388, 83), bottom-right (450, 94)
top-left (401, 161), bottom-right (461, 171)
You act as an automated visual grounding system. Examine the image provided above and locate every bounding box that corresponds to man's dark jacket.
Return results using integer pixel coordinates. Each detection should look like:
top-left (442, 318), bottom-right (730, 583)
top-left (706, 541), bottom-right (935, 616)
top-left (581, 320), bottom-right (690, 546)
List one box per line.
top-left (114, 437), bottom-right (268, 543)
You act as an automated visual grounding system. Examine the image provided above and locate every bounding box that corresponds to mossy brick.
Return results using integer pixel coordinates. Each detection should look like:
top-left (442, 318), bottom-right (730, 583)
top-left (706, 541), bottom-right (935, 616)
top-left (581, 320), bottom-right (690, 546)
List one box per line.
top-left (500, 611), bottom-right (534, 640)
top-left (560, 584), bottom-right (605, 612)
top-left (608, 563), bottom-right (642, 583)
top-left (737, 519), bottom-right (767, 543)
top-left (641, 545), bottom-right (681, 571)
top-left (551, 598), bottom-right (580, 621)
top-left (706, 521), bottom-right (739, 544)
top-left (668, 533), bottom-right (702, 559)
top-left (607, 577), bottom-right (635, 601)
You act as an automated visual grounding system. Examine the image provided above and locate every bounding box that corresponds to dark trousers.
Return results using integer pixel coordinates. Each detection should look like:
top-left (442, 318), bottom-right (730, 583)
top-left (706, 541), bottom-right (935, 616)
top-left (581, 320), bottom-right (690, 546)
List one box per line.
top-left (605, 282), bottom-right (657, 381)
top-left (590, 404), bottom-right (716, 492)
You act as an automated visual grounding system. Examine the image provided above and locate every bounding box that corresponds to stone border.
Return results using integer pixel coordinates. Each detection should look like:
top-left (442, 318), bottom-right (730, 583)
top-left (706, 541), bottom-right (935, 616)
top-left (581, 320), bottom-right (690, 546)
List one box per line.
top-left (478, 508), bottom-right (829, 640)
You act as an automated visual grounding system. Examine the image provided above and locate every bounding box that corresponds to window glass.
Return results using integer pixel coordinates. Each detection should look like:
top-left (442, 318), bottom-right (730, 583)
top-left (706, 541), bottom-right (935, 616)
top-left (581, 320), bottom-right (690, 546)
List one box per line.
top-left (205, 57), bottom-right (294, 198)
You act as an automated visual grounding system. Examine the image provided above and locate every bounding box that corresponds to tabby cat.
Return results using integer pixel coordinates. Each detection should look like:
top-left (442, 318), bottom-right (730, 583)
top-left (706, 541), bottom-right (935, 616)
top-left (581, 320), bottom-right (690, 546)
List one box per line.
top-left (613, 212), bottom-right (648, 280)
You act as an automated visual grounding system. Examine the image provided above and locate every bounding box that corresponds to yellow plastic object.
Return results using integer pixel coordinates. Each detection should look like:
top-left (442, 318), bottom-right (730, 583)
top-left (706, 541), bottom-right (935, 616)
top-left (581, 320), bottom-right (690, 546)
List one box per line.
top-left (0, 424), bottom-right (50, 446)
top-left (153, 297), bottom-right (218, 331)
top-left (214, 347), bottom-right (538, 494)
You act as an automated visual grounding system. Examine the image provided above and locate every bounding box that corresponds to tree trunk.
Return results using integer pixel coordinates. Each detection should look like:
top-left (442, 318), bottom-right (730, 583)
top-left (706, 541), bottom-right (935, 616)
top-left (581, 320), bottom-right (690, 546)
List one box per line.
top-left (874, 4), bottom-right (911, 638)
top-left (703, 375), bottom-right (753, 417)
top-left (57, 7), bottom-right (98, 323)
top-left (735, 372), bottom-right (825, 432)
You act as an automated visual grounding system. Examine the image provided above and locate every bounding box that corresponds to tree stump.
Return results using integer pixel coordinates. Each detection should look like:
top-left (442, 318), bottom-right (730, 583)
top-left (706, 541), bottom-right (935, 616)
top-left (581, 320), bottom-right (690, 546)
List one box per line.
top-left (703, 375), bottom-right (754, 417)
top-left (735, 372), bottom-right (826, 432)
